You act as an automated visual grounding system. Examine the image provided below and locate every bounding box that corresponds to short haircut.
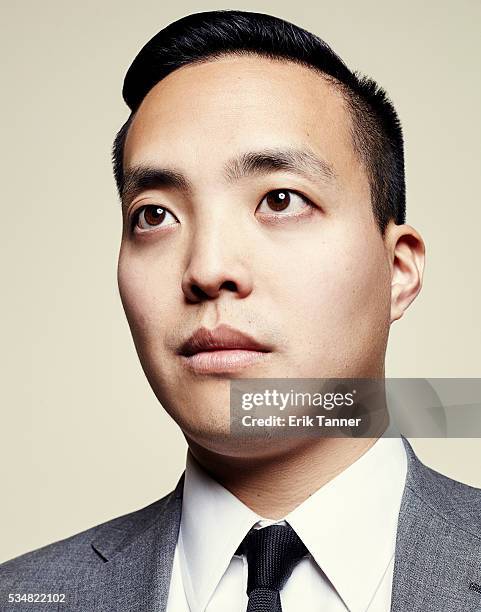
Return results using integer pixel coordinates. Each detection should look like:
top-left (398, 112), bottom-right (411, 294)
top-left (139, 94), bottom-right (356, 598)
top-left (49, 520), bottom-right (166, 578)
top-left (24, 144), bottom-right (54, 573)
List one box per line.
top-left (112, 10), bottom-right (406, 234)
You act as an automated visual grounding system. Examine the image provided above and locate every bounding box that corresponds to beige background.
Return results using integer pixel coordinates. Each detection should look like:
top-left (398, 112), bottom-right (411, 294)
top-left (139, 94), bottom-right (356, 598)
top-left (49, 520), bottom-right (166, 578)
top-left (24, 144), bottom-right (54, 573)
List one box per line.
top-left (1, 0), bottom-right (480, 563)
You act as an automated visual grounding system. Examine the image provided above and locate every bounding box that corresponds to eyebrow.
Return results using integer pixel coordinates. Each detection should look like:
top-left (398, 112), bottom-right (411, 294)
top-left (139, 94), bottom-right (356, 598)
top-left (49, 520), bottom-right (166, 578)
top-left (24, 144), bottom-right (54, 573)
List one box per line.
top-left (121, 147), bottom-right (336, 208)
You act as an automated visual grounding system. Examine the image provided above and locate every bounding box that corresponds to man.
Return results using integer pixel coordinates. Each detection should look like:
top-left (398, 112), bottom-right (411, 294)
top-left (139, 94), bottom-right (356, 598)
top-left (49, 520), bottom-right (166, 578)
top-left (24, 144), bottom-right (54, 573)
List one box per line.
top-left (1, 9), bottom-right (480, 612)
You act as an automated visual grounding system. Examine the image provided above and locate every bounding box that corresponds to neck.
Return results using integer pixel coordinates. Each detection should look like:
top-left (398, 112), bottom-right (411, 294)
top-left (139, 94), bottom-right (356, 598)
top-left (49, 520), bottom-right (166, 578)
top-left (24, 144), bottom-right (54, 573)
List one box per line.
top-left (187, 436), bottom-right (380, 519)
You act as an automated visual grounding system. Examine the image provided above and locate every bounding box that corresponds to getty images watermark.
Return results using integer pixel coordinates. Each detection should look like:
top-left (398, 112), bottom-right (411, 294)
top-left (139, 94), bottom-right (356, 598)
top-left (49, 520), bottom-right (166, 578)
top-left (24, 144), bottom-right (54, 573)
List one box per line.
top-left (229, 378), bottom-right (481, 438)
top-left (240, 387), bottom-right (361, 429)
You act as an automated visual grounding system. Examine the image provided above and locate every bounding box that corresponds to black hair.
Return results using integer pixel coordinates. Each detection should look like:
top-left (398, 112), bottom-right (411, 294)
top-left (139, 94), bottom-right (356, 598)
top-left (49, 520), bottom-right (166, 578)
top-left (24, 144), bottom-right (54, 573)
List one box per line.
top-left (112, 10), bottom-right (406, 233)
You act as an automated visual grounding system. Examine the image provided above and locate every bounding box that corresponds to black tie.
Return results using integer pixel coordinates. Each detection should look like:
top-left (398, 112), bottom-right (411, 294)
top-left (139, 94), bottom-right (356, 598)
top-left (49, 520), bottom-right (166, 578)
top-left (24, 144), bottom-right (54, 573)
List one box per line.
top-left (236, 524), bottom-right (308, 612)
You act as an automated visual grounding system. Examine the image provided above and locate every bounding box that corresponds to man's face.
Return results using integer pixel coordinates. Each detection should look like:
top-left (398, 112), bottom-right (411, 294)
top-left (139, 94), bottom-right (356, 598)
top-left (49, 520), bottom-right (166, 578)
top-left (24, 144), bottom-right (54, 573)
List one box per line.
top-left (117, 55), bottom-right (393, 452)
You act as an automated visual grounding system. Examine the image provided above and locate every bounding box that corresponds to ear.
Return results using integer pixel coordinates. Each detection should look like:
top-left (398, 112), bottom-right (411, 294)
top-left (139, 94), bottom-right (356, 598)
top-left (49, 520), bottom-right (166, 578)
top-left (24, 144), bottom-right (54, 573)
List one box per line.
top-left (385, 222), bottom-right (425, 323)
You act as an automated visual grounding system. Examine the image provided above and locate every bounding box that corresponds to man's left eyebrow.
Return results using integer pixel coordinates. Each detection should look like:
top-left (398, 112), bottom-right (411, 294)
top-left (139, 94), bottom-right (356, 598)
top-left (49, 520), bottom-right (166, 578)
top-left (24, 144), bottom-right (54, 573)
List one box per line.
top-left (223, 148), bottom-right (337, 185)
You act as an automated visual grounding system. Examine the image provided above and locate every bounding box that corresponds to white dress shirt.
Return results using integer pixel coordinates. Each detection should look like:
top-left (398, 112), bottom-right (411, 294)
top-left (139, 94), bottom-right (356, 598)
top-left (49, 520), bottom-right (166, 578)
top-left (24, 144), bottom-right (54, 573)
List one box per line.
top-left (166, 436), bottom-right (407, 612)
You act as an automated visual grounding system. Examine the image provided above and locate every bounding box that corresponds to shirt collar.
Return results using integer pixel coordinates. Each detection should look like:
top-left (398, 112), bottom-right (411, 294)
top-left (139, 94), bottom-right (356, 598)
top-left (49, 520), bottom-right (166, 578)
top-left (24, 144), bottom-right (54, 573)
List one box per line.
top-left (285, 436), bottom-right (407, 612)
top-left (178, 451), bottom-right (262, 612)
top-left (179, 436), bottom-right (407, 612)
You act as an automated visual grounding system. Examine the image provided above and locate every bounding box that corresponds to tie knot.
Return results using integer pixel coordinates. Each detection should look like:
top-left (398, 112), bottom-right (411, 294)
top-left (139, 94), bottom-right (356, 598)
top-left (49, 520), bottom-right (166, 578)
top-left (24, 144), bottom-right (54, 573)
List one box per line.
top-left (238, 524), bottom-right (308, 595)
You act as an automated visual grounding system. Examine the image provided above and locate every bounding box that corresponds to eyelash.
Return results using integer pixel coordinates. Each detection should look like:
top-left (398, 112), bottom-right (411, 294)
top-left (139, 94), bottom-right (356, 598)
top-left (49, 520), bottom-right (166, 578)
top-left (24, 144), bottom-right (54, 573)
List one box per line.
top-left (130, 189), bottom-right (316, 231)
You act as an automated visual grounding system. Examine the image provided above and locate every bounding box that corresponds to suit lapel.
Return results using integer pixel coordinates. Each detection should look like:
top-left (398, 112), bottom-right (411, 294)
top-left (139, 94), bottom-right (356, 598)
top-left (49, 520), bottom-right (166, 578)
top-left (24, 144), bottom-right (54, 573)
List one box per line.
top-left (391, 439), bottom-right (481, 611)
top-left (62, 441), bottom-right (481, 610)
top-left (81, 474), bottom-right (184, 612)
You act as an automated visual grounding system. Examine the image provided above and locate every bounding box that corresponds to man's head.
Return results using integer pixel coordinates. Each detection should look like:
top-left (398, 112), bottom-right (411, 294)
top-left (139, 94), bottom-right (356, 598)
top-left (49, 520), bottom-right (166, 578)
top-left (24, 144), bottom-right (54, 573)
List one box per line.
top-left (114, 10), bottom-right (424, 456)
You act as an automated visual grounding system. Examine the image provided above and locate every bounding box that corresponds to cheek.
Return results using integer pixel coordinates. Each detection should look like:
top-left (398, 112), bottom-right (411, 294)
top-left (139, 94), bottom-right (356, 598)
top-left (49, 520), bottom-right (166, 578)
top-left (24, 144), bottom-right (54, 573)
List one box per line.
top-left (269, 227), bottom-right (390, 334)
top-left (117, 248), bottom-right (178, 337)
top-left (117, 260), bottom-right (150, 336)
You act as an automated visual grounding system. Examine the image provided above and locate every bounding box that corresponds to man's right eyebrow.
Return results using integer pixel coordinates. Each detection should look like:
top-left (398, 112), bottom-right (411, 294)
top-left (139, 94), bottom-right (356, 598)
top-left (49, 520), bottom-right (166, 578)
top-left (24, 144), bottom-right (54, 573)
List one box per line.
top-left (121, 166), bottom-right (193, 208)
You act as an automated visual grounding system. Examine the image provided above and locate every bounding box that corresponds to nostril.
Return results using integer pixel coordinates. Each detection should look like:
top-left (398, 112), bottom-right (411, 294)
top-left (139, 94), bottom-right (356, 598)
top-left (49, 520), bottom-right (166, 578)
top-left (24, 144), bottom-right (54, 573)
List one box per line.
top-left (187, 280), bottom-right (239, 301)
top-left (191, 285), bottom-right (209, 300)
top-left (220, 280), bottom-right (237, 292)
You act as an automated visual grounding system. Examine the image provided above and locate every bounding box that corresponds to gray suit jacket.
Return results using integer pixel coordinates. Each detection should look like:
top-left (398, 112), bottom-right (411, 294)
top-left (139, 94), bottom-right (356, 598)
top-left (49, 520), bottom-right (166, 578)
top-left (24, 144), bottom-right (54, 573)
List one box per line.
top-left (1, 437), bottom-right (481, 611)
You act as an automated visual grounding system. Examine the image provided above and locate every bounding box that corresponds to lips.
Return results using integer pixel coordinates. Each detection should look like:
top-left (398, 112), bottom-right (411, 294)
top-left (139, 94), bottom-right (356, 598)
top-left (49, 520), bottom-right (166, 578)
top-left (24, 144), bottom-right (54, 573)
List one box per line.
top-left (177, 324), bottom-right (273, 374)
top-left (179, 323), bottom-right (271, 357)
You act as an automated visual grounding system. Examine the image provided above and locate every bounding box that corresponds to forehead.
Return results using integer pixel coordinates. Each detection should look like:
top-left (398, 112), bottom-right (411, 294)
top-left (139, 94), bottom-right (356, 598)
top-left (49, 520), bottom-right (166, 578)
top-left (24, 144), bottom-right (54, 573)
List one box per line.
top-left (123, 54), bottom-right (357, 180)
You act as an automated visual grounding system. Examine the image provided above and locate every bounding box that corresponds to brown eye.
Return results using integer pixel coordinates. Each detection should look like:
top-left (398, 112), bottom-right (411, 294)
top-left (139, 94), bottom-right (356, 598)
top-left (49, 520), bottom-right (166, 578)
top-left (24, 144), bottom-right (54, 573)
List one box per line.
top-left (265, 190), bottom-right (291, 211)
top-left (144, 206), bottom-right (166, 226)
top-left (257, 189), bottom-right (313, 216)
top-left (133, 205), bottom-right (178, 232)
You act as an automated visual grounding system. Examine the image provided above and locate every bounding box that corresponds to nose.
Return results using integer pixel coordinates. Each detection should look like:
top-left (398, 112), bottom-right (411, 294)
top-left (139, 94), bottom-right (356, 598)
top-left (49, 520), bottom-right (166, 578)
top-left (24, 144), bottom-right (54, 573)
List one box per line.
top-left (181, 220), bottom-right (254, 303)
